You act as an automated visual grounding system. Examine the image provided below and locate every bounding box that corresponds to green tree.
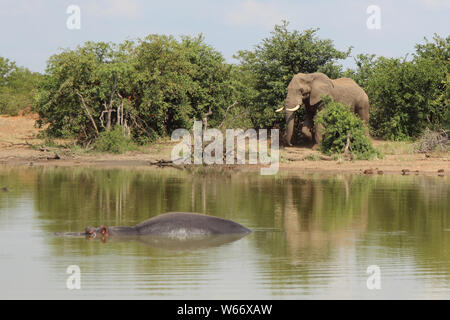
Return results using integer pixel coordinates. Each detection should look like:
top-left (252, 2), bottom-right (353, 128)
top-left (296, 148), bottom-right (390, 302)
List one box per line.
top-left (131, 34), bottom-right (238, 139)
top-left (36, 35), bottom-right (245, 146)
top-left (36, 41), bottom-right (134, 140)
top-left (414, 34), bottom-right (450, 62)
top-left (236, 21), bottom-right (351, 129)
top-left (343, 54), bottom-right (377, 89)
top-left (366, 56), bottom-right (448, 139)
top-left (0, 57), bottom-right (41, 115)
top-left (414, 34), bottom-right (450, 131)
top-left (0, 57), bottom-right (17, 85)
top-left (345, 35), bottom-right (449, 140)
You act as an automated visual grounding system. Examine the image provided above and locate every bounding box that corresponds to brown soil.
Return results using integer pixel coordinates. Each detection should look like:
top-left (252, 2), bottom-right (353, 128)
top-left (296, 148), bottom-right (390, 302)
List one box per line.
top-left (0, 114), bottom-right (448, 176)
top-left (281, 145), bottom-right (448, 175)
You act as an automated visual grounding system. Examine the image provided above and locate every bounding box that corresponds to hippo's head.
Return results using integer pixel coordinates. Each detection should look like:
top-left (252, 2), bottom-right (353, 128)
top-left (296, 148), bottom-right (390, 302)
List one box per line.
top-left (85, 226), bottom-right (108, 238)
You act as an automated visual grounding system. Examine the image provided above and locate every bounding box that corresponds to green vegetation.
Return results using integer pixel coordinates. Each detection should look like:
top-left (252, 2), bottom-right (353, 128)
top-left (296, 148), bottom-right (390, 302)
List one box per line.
top-left (376, 140), bottom-right (415, 155)
top-left (1, 22), bottom-right (448, 155)
top-left (34, 36), bottom-right (246, 145)
top-left (94, 125), bottom-right (136, 154)
top-left (315, 97), bottom-right (381, 160)
top-left (0, 57), bottom-right (41, 115)
top-left (303, 154), bottom-right (321, 161)
top-left (235, 21), bottom-right (351, 129)
top-left (347, 35), bottom-right (449, 140)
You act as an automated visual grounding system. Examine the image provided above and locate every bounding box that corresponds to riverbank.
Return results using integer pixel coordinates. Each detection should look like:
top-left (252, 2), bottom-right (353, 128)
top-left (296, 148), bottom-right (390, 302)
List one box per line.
top-left (0, 114), bottom-right (448, 176)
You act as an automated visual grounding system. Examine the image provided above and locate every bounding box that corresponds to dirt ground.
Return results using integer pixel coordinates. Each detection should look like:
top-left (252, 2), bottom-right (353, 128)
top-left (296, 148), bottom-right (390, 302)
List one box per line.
top-left (0, 114), bottom-right (448, 176)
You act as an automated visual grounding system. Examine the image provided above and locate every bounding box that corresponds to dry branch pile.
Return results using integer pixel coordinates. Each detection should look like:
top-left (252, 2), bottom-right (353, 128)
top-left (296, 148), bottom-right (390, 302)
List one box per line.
top-left (415, 129), bottom-right (448, 153)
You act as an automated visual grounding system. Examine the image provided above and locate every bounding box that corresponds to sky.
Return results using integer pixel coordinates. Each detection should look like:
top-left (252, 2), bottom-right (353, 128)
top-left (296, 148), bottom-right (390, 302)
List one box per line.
top-left (0, 0), bottom-right (449, 72)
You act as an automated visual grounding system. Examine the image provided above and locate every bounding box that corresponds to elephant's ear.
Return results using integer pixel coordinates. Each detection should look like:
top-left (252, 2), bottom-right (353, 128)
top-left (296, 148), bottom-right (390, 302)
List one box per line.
top-left (300, 73), bottom-right (334, 106)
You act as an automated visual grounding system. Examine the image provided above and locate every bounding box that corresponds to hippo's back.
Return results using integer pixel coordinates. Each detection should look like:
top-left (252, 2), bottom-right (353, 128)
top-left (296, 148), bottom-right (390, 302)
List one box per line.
top-left (134, 212), bottom-right (251, 238)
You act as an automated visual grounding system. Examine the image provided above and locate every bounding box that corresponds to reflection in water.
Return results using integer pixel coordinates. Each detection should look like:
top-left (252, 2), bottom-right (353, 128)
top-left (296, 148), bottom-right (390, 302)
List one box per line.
top-left (102, 234), bottom-right (250, 251)
top-left (55, 230), bottom-right (250, 251)
top-left (279, 175), bottom-right (369, 261)
top-left (0, 166), bottom-right (448, 299)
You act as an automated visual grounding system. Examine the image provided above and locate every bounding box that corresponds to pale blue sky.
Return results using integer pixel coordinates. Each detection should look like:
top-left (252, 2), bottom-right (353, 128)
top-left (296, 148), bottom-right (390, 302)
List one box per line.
top-left (0, 0), bottom-right (448, 72)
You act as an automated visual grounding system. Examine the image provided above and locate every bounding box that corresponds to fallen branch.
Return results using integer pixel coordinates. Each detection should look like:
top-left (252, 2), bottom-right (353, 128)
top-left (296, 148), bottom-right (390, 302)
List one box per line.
top-left (47, 153), bottom-right (61, 160)
top-left (148, 159), bottom-right (185, 170)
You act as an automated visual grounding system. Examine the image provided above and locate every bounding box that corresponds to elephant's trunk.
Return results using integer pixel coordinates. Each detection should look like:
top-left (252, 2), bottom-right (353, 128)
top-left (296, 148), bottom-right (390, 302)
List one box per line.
top-left (285, 110), bottom-right (295, 146)
top-left (279, 88), bottom-right (305, 146)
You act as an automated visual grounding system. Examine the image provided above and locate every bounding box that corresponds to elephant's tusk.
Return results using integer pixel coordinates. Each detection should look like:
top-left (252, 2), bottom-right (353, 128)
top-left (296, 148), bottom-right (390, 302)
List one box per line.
top-left (286, 105), bottom-right (300, 112)
top-left (275, 106), bottom-right (284, 113)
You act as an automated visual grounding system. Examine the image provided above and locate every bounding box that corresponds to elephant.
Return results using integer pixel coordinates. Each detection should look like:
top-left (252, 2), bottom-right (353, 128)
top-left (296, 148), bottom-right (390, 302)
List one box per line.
top-left (56, 212), bottom-right (251, 239)
top-left (276, 72), bottom-right (370, 147)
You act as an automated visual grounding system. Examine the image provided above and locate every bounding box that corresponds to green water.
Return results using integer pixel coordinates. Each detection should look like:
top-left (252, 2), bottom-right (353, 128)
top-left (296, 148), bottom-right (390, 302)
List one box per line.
top-left (0, 166), bottom-right (449, 299)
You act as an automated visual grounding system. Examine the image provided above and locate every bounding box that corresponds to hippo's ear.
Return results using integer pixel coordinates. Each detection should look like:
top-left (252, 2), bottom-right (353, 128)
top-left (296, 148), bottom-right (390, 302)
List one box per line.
top-left (100, 226), bottom-right (107, 235)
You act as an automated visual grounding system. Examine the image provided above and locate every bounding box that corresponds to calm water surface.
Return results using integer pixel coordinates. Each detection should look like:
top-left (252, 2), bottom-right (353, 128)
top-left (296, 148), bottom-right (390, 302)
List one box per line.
top-left (0, 166), bottom-right (449, 299)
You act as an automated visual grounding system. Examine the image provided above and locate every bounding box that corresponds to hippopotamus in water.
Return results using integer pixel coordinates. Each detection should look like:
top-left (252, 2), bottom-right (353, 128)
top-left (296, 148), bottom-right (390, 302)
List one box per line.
top-left (62, 212), bottom-right (251, 240)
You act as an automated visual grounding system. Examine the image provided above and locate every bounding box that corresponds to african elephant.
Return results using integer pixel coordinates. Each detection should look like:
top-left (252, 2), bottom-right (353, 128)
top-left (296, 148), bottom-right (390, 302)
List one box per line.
top-left (276, 72), bottom-right (370, 147)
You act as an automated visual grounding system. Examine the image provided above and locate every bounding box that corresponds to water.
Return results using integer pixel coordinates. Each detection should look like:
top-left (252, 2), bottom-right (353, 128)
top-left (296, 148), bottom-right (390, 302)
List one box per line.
top-left (0, 166), bottom-right (448, 299)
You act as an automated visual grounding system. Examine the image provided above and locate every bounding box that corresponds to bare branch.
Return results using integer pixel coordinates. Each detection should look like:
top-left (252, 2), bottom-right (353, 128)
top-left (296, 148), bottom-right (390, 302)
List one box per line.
top-left (202, 106), bottom-right (213, 132)
top-left (343, 133), bottom-right (351, 155)
top-left (218, 101), bottom-right (239, 129)
top-left (75, 90), bottom-right (99, 137)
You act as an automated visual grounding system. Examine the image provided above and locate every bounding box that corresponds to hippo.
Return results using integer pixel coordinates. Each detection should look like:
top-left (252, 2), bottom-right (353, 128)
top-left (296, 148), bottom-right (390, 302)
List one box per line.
top-left (58, 212), bottom-right (251, 240)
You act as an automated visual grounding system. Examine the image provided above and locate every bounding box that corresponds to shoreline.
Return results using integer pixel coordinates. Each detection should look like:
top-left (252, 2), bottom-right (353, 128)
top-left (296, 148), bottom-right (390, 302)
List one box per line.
top-left (0, 153), bottom-right (448, 177)
top-left (0, 114), bottom-right (448, 176)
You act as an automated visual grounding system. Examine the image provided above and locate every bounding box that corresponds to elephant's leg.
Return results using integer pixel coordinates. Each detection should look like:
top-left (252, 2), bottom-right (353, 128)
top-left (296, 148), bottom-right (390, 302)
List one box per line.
top-left (301, 124), bottom-right (312, 141)
top-left (301, 113), bottom-right (314, 142)
top-left (313, 117), bottom-right (324, 150)
top-left (357, 106), bottom-right (369, 126)
top-left (356, 102), bottom-right (370, 137)
top-left (301, 117), bottom-right (313, 141)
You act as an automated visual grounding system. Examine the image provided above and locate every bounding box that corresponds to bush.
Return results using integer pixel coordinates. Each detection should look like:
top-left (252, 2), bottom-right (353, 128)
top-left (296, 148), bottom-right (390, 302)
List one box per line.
top-left (94, 126), bottom-right (135, 154)
top-left (315, 97), bottom-right (381, 160)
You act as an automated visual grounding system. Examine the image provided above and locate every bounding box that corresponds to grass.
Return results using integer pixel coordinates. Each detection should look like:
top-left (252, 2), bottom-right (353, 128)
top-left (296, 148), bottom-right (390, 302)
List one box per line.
top-left (303, 154), bottom-right (321, 161)
top-left (374, 140), bottom-right (415, 155)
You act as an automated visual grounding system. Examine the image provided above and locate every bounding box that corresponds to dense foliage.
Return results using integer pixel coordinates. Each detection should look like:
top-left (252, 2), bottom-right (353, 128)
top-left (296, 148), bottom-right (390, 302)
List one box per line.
top-left (346, 35), bottom-right (449, 140)
top-left (236, 21), bottom-right (351, 129)
top-left (35, 35), bottom-right (245, 144)
top-left (315, 97), bottom-right (381, 160)
top-left (0, 57), bottom-right (41, 115)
